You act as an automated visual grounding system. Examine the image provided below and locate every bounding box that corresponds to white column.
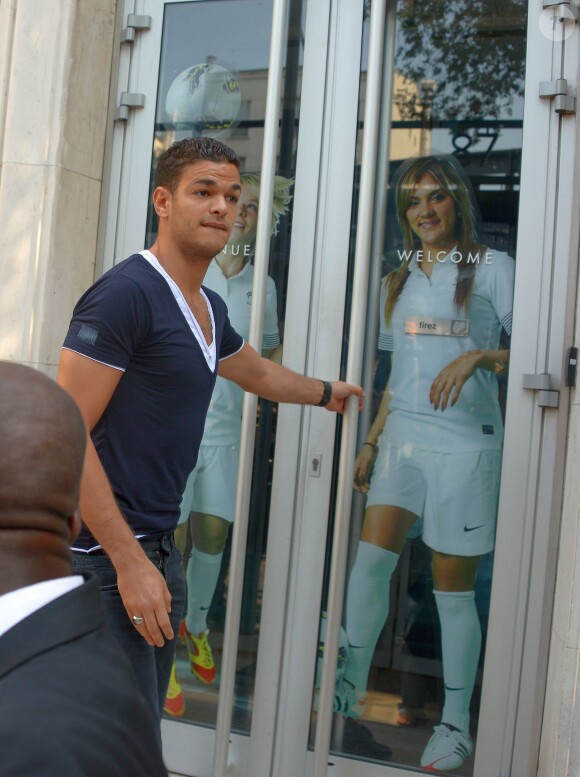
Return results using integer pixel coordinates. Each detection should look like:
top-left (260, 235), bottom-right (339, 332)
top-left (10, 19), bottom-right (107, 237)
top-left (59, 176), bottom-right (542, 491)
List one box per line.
top-left (0, 0), bottom-right (116, 375)
top-left (539, 308), bottom-right (580, 777)
top-left (538, 19), bottom-right (580, 777)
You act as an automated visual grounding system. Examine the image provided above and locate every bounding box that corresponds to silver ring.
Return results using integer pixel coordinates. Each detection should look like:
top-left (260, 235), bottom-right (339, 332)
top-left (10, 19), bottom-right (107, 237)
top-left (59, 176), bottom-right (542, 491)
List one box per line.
top-left (132, 615), bottom-right (144, 625)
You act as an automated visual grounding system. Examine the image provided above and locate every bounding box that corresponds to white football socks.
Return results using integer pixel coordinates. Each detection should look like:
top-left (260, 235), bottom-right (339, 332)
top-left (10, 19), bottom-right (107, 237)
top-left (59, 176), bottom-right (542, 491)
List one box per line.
top-left (185, 545), bottom-right (223, 636)
top-left (434, 589), bottom-right (481, 734)
top-left (344, 541), bottom-right (400, 692)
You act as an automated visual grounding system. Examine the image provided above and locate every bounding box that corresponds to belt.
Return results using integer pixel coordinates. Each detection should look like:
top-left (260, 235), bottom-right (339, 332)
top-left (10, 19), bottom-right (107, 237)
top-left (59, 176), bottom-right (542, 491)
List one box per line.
top-left (73, 533), bottom-right (174, 556)
top-left (139, 534), bottom-right (174, 554)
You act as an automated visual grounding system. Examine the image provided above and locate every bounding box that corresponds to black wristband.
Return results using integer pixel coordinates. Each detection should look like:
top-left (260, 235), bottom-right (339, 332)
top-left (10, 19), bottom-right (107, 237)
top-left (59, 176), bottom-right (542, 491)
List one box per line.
top-left (316, 380), bottom-right (333, 407)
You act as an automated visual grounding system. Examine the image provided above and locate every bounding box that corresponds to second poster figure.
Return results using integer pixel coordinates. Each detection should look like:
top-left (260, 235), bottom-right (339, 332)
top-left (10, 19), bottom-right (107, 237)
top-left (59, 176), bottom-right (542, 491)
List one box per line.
top-left (335, 154), bottom-right (514, 773)
top-left (165, 172), bottom-right (293, 716)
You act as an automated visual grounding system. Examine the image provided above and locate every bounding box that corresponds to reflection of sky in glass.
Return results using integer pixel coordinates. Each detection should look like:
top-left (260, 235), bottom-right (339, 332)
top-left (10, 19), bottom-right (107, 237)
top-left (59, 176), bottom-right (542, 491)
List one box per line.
top-left (157, 1), bottom-right (305, 118)
top-left (360, 0), bottom-right (526, 141)
top-left (157, 1), bottom-right (276, 122)
top-left (364, 2), bottom-right (525, 154)
top-left (155, 0), bottom-right (525, 153)
top-left (392, 0), bottom-right (527, 122)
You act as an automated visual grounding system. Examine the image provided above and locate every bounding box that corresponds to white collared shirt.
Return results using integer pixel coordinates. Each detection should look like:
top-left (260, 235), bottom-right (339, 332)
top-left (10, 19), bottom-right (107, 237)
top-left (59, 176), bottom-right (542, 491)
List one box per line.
top-left (0, 576), bottom-right (83, 639)
top-left (200, 258), bottom-right (280, 445)
top-left (378, 248), bottom-right (514, 451)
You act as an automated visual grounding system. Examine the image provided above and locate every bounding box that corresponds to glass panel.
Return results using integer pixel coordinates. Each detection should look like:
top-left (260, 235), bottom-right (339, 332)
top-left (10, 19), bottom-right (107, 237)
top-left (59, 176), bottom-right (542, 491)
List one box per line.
top-left (148, 0), bottom-right (305, 736)
top-left (312, 0), bottom-right (526, 773)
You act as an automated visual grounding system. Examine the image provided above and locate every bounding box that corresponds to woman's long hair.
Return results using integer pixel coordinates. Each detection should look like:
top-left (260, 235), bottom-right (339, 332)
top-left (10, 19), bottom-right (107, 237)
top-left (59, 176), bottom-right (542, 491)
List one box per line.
top-left (385, 155), bottom-right (485, 325)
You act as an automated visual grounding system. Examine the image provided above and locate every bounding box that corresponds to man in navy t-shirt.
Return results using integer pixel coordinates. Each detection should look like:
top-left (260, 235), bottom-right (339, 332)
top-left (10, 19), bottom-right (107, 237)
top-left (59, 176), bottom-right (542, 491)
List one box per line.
top-left (57, 137), bottom-right (364, 721)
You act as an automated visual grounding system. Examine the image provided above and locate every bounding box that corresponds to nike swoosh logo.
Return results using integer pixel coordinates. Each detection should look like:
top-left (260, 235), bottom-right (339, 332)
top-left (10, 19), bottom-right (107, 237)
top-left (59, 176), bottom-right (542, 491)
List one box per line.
top-left (463, 524), bottom-right (485, 532)
top-left (200, 606), bottom-right (210, 611)
top-left (445, 685), bottom-right (466, 691)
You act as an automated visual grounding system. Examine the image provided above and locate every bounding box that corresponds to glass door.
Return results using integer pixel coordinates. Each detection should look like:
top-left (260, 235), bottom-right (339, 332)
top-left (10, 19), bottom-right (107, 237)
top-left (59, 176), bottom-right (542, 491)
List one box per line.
top-left (325, 2), bottom-right (526, 770)
top-left (143, 3), bottom-right (307, 774)
top-left (260, 1), bottom-right (575, 777)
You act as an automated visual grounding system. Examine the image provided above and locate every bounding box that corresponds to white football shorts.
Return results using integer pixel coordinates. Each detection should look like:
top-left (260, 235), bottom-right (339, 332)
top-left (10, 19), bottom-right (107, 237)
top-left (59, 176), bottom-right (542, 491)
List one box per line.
top-left (366, 439), bottom-right (501, 555)
top-left (178, 443), bottom-right (240, 525)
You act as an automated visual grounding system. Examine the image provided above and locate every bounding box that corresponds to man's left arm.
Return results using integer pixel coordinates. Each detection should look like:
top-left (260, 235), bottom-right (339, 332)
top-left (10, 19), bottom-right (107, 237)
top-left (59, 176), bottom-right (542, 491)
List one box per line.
top-left (218, 343), bottom-right (364, 413)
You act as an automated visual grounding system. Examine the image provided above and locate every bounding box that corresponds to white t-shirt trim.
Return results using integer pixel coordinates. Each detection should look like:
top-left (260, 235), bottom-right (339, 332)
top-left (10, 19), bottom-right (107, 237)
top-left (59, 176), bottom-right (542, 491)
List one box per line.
top-left (218, 341), bottom-right (245, 361)
top-left (61, 347), bottom-right (125, 372)
top-left (140, 249), bottom-right (217, 371)
top-left (375, 248), bottom-right (514, 452)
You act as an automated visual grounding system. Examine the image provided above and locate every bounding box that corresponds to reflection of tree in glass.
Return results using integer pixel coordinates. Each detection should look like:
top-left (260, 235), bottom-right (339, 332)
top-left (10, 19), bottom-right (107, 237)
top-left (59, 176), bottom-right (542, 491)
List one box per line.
top-left (393, 0), bottom-right (527, 121)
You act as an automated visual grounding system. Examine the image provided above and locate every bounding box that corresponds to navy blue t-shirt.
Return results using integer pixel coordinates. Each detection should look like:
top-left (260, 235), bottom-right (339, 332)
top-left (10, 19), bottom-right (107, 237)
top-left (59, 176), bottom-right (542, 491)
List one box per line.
top-left (63, 254), bottom-right (244, 549)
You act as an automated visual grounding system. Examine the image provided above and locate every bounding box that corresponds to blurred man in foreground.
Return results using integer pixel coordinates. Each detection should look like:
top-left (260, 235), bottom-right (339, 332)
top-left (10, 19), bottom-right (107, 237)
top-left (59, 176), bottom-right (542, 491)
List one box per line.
top-left (0, 362), bottom-right (168, 777)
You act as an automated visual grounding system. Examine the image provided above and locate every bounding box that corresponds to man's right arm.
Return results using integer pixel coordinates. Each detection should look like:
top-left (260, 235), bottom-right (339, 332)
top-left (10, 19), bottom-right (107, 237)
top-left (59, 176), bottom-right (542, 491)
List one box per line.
top-left (57, 349), bottom-right (173, 647)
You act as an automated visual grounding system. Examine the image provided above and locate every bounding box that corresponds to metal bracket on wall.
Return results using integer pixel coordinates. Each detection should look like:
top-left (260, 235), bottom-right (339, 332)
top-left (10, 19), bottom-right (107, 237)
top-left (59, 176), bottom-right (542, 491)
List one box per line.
top-left (114, 92), bottom-right (145, 122)
top-left (540, 79), bottom-right (577, 115)
top-left (523, 373), bottom-right (560, 408)
top-left (120, 14), bottom-right (152, 44)
top-left (542, 0), bottom-right (579, 20)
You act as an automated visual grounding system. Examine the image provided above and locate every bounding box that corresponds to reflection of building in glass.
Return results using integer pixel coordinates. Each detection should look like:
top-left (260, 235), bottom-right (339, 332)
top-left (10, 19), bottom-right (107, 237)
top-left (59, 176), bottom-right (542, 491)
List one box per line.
top-left (228, 69), bottom-right (425, 166)
top-left (154, 67), bottom-right (423, 170)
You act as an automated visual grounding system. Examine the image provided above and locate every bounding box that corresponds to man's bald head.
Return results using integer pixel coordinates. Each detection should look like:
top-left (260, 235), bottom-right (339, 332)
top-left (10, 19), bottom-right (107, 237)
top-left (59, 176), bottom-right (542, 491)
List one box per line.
top-left (0, 362), bottom-right (85, 533)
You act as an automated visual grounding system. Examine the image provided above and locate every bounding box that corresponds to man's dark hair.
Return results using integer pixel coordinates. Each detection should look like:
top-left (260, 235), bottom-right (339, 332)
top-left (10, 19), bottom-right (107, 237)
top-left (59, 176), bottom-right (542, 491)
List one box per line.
top-left (155, 137), bottom-right (240, 192)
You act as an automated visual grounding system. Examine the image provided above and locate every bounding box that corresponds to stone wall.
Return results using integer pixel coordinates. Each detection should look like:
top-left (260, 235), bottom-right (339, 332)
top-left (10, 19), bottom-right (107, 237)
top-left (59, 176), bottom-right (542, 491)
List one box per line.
top-left (0, 0), bottom-right (117, 375)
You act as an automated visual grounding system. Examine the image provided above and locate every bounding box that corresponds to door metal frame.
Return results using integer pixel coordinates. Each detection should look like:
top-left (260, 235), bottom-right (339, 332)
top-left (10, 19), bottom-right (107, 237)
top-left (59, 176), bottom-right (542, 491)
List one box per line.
top-left (245, 0), bottom-right (336, 774)
top-left (312, 0), bottom-right (389, 770)
top-left (212, 0), bottom-right (292, 773)
top-left (478, 9), bottom-right (580, 776)
top-left (249, 0), bottom-right (369, 774)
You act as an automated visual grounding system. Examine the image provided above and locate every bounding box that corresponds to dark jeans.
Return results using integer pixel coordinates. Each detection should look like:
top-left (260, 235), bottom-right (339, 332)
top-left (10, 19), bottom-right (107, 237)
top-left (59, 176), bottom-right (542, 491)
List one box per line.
top-left (72, 534), bottom-right (186, 724)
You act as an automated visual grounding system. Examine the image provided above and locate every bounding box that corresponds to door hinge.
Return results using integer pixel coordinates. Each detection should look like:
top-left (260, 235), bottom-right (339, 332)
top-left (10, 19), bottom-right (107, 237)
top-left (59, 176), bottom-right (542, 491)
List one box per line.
top-left (120, 14), bottom-right (152, 44)
top-left (523, 373), bottom-right (560, 408)
top-left (539, 79), bottom-right (577, 115)
top-left (114, 92), bottom-right (145, 122)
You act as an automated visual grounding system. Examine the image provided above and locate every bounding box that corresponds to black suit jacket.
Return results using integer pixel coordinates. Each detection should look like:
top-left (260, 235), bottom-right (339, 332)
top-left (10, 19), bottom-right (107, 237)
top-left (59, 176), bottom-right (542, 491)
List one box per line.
top-left (0, 575), bottom-right (168, 777)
